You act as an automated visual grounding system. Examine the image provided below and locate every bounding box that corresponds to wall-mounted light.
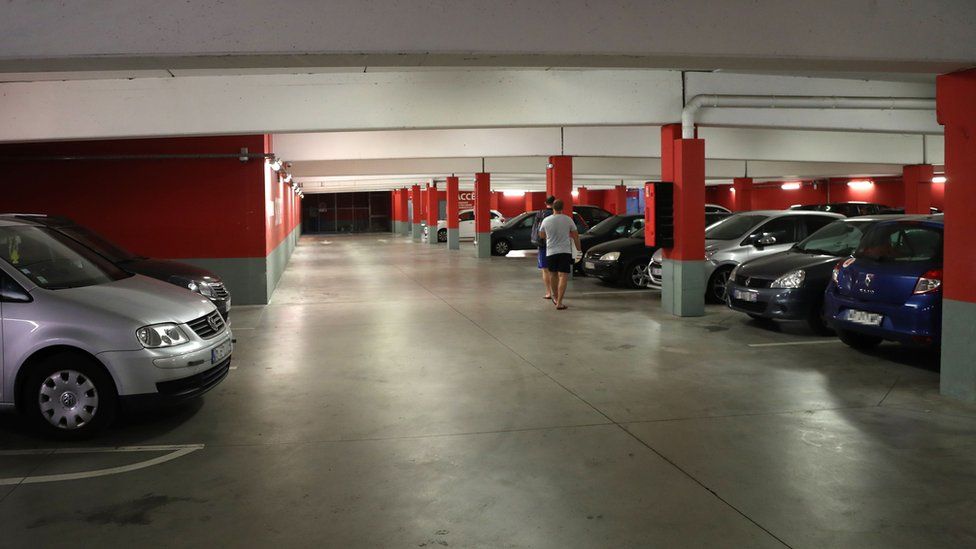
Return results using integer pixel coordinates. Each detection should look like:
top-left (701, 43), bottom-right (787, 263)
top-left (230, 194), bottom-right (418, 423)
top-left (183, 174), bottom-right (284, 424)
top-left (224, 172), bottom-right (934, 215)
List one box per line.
top-left (932, 176), bottom-right (947, 184)
top-left (546, 163), bottom-right (554, 169)
top-left (283, 174), bottom-right (293, 183)
top-left (781, 182), bottom-right (802, 191)
top-left (571, 190), bottom-right (579, 197)
top-left (847, 180), bottom-right (874, 189)
top-left (268, 158), bottom-right (282, 172)
top-left (730, 187), bottom-right (736, 193)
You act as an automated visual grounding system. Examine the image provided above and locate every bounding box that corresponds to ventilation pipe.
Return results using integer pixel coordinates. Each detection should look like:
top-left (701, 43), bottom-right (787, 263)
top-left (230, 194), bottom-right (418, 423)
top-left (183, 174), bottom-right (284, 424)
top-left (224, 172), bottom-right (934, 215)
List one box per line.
top-left (681, 95), bottom-right (936, 139)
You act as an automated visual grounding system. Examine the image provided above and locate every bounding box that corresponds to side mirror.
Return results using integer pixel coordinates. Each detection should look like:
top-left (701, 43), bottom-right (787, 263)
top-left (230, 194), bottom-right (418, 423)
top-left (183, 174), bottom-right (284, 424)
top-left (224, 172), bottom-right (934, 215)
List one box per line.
top-left (1, 275), bottom-right (32, 303)
top-left (757, 234), bottom-right (777, 248)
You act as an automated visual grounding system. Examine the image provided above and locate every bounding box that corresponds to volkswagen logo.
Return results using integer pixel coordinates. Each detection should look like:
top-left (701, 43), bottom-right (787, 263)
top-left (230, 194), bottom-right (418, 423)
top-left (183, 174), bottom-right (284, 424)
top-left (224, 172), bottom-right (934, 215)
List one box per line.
top-left (745, 277), bottom-right (752, 287)
top-left (60, 392), bottom-right (77, 409)
top-left (864, 273), bottom-right (874, 288)
top-left (208, 315), bottom-right (221, 331)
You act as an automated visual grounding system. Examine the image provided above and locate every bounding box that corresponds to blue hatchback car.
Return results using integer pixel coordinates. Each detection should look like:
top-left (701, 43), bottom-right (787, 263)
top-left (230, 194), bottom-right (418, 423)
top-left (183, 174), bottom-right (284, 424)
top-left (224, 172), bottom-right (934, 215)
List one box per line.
top-left (824, 216), bottom-right (944, 349)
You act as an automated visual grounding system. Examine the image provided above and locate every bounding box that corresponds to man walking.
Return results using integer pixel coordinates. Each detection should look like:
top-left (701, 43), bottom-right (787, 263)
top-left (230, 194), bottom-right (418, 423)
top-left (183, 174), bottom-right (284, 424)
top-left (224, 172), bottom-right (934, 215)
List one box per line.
top-left (530, 196), bottom-right (556, 300)
top-left (537, 199), bottom-right (581, 310)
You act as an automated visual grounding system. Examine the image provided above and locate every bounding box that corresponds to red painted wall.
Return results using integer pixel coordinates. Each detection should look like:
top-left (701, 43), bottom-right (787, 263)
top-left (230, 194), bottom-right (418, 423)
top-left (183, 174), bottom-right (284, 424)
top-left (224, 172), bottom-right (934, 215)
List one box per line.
top-left (0, 135), bottom-right (298, 259)
top-left (491, 192), bottom-right (527, 217)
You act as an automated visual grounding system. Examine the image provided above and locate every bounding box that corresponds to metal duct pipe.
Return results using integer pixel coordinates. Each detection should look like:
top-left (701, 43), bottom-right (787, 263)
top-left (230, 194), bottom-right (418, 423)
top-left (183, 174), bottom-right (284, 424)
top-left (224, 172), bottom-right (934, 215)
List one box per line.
top-left (681, 94), bottom-right (936, 139)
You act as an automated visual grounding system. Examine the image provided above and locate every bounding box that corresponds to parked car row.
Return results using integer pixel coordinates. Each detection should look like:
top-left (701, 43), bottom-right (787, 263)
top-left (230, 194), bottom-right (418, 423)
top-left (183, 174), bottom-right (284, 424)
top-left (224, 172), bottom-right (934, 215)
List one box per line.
top-left (0, 214), bottom-right (234, 438)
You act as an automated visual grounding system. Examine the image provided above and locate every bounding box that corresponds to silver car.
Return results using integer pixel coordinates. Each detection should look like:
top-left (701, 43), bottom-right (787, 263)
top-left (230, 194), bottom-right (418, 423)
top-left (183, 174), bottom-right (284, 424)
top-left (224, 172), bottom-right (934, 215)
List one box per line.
top-left (648, 210), bottom-right (844, 302)
top-left (0, 218), bottom-right (233, 438)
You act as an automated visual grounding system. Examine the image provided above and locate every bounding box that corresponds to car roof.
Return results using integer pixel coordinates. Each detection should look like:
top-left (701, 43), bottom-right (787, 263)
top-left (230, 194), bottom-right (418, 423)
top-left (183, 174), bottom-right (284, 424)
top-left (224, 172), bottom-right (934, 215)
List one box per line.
top-left (872, 214), bottom-right (944, 227)
top-left (735, 209), bottom-right (844, 218)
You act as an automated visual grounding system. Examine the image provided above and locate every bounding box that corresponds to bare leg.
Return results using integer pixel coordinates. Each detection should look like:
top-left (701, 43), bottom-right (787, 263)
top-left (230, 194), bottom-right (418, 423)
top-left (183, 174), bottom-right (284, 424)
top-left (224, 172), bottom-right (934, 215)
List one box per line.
top-left (542, 268), bottom-right (552, 298)
top-left (549, 270), bottom-right (559, 301)
top-left (555, 272), bottom-right (570, 307)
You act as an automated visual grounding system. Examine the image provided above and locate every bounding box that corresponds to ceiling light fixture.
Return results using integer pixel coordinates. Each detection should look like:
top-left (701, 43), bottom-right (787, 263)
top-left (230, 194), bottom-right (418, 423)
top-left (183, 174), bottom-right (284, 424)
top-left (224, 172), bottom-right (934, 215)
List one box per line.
top-left (932, 175), bottom-right (947, 184)
top-left (503, 190), bottom-right (526, 196)
top-left (781, 182), bottom-right (801, 190)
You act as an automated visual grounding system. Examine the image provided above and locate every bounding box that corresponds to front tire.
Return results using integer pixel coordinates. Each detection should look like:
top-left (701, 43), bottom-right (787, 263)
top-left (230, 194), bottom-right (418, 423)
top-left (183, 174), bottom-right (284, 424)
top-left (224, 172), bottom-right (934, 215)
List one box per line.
top-left (620, 260), bottom-right (651, 289)
top-left (838, 329), bottom-right (883, 350)
top-left (492, 239), bottom-right (511, 256)
top-left (23, 352), bottom-right (117, 439)
top-left (437, 229), bottom-right (447, 243)
top-left (706, 266), bottom-right (734, 304)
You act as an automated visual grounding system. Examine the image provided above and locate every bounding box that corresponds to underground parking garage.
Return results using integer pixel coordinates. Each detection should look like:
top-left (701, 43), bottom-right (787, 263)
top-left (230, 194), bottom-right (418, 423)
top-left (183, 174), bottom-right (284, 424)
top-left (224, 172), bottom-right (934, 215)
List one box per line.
top-left (0, 2), bottom-right (975, 547)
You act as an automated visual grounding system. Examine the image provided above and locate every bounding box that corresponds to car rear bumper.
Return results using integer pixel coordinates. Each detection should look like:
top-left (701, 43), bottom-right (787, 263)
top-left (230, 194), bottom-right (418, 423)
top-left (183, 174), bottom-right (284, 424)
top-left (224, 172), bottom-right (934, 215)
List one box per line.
top-left (824, 289), bottom-right (942, 344)
top-left (726, 284), bottom-right (820, 320)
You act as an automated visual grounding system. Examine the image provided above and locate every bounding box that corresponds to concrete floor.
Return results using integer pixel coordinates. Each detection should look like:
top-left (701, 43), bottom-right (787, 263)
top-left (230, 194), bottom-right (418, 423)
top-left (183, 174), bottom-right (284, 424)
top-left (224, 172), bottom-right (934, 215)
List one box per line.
top-left (2, 233), bottom-right (975, 548)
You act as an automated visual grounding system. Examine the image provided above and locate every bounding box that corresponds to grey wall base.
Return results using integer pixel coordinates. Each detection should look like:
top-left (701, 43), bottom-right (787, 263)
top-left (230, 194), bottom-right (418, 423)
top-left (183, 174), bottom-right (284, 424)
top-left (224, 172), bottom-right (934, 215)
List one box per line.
top-left (428, 224), bottom-right (440, 245)
top-left (941, 299), bottom-right (976, 402)
top-left (411, 223), bottom-right (423, 242)
top-left (661, 258), bottom-right (705, 317)
top-left (177, 224), bottom-right (301, 306)
top-left (447, 228), bottom-right (460, 250)
top-left (475, 233), bottom-right (491, 258)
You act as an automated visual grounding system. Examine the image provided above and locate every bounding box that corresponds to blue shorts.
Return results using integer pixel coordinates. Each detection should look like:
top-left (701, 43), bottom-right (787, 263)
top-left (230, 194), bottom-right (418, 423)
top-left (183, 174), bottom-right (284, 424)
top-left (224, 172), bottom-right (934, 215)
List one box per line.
top-left (537, 246), bottom-right (548, 269)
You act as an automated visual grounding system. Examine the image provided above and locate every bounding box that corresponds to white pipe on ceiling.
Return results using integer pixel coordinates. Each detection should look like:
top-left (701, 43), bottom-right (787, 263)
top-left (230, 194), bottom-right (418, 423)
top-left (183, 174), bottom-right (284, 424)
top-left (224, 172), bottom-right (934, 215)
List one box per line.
top-left (681, 94), bottom-right (936, 139)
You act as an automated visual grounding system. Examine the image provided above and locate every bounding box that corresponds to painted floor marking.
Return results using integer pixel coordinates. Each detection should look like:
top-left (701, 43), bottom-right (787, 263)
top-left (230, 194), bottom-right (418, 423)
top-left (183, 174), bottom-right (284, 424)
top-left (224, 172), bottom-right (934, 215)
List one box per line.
top-left (0, 444), bottom-right (204, 486)
top-left (748, 340), bottom-right (843, 348)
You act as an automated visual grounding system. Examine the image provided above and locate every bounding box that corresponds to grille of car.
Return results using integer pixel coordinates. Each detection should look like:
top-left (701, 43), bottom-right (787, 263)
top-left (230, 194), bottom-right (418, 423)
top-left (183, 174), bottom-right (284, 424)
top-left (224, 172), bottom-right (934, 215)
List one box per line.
top-left (211, 282), bottom-right (230, 299)
top-left (731, 298), bottom-right (767, 313)
top-left (187, 311), bottom-right (226, 339)
top-left (648, 261), bottom-right (663, 283)
top-left (734, 275), bottom-right (773, 289)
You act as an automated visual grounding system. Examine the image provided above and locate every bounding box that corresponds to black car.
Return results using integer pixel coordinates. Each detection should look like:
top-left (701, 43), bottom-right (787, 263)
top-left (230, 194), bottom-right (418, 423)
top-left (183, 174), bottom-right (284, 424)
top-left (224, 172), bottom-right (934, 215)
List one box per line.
top-left (490, 210), bottom-right (588, 256)
top-left (725, 216), bottom-right (899, 333)
top-left (6, 215), bottom-right (232, 318)
top-left (579, 214), bottom-right (645, 257)
top-left (573, 205), bottom-right (613, 228)
top-left (791, 202), bottom-right (898, 217)
top-left (582, 227), bottom-right (655, 288)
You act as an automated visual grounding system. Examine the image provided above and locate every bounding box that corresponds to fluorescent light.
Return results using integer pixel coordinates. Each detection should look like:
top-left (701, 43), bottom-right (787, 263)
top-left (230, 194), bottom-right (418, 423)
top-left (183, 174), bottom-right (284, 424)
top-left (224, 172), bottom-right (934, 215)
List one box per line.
top-left (932, 176), bottom-right (947, 184)
top-left (847, 180), bottom-right (874, 189)
top-left (781, 182), bottom-right (801, 190)
top-left (571, 190), bottom-right (579, 197)
top-left (503, 190), bottom-right (526, 196)
top-left (730, 187), bottom-right (736, 193)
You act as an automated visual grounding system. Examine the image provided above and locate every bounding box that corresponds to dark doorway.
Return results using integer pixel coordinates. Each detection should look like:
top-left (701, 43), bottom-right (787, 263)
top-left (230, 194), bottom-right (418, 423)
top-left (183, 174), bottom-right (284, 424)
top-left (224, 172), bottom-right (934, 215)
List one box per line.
top-left (302, 192), bottom-right (391, 234)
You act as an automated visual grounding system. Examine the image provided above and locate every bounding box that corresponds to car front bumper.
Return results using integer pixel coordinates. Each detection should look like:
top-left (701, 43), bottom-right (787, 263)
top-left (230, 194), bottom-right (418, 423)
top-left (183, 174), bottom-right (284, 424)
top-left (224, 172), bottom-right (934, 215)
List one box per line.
top-left (582, 258), bottom-right (621, 279)
top-left (98, 329), bottom-right (234, 400)
top-left (823, 289), bottom-right (941, 345)
top-left (725, 283), bottom-right (820, 320)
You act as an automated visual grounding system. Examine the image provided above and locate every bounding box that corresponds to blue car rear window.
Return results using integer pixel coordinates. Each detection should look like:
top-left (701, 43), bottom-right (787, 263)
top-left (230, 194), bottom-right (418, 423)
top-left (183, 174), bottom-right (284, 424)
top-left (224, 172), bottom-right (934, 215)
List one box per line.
top-left (855, 223), bottom-right (942, 262)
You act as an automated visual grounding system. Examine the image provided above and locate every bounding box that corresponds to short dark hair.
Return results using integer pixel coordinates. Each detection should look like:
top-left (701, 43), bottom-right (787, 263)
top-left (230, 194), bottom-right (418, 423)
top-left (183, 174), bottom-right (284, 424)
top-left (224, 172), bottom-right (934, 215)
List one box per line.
top-left (552, 199), bottom-right (565, 212)
top-left (545, 195), bottom-right (556, 206)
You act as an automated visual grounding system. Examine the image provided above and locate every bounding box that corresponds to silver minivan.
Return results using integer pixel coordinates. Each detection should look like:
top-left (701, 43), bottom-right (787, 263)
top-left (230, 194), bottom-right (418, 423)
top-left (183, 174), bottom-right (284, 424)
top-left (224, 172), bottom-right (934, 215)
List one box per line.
top-left (0, 218), bottom-right (233, 438)
top-left (648, 210), bottom-right (844, 302)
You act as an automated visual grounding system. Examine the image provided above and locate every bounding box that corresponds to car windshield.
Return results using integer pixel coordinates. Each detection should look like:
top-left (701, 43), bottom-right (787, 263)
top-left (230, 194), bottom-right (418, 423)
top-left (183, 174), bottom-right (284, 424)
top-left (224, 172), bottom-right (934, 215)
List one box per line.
top-left (705, 214), bottom-right (769, 240)
top-left (586, 215), bottom-right (626, 235)
top-left (57, 225), bottom-right (141, 263)
top-left (855, 223), bottom-right (943, 262)
top-left (0, 226), bottom-right (132, 289)
top-left (793, 220), bottom-right (872, 256)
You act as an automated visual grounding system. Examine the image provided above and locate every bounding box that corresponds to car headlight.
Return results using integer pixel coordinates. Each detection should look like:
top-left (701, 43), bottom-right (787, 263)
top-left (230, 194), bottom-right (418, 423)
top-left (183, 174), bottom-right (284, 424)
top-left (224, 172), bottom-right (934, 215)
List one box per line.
top-left (600, 252), bottom-right (620, 261)
top-left (186, 280), bottom-right (216, 298)
top-left (771, 269), bottom-right (806, 289)
top-left (136, 323), bottom-right (190, 348)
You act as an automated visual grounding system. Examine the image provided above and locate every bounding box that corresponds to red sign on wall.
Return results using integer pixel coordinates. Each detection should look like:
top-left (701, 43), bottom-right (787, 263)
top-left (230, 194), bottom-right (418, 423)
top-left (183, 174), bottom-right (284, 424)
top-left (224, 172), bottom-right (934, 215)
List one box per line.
top-left (458, 191), bottom-right (475, 210)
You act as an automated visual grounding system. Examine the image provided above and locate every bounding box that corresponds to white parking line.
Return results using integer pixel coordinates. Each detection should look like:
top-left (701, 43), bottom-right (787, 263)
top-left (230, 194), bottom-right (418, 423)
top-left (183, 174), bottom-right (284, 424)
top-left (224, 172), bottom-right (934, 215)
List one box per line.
top-left (0, 444), bottom-right (204, 485)
top-left (748, 340), bottom-right (842, 348)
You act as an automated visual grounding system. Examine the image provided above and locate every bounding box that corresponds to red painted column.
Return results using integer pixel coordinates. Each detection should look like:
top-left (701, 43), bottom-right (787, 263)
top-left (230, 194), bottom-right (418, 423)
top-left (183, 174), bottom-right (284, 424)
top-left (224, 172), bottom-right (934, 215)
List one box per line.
top-left (902, 164), bottom-right (934, 215)
top-left (397, 188), bottom-right (410, 234)
top-left (445, 176), bottom-right (460, 249)
top-left (548, 156), bottom-right (573, 216)
top-left (612, 184), bottom-right (628, 214)
top-left (732, 177), bottom-right (753, 212)
top-left (576, 186), bottom-right (589, 206)
top-left (410, 184), bottom-right (422, 241)
top-left (936, 69), bottom-right (976, 401)
top-left (474, 173), bottom-right (492, 257)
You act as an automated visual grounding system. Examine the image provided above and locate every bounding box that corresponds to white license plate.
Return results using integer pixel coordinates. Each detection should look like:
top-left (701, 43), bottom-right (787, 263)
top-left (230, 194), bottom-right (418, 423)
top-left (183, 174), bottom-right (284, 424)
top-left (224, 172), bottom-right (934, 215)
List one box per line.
top-left (651, 268), bottom-right (662, 277)
top-left (211, 339), bottom-right (233, 364)
top-left (846, 309), bottom-right (883, 326)
top-left (733, 289), bottom-right (758, 302)
top-left (584, 261), bottom-right (595, 270)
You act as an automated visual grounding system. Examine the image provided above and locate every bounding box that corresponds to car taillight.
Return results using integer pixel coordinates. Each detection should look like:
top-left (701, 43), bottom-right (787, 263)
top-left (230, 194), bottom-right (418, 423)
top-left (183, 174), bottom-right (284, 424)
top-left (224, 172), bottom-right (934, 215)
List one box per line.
top-left (913, 269), bottom-right (942, 294)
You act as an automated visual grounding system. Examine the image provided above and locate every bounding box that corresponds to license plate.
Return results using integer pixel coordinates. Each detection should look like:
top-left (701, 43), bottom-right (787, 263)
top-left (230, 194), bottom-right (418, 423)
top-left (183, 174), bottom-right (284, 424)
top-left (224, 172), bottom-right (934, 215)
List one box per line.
top-left (211, 339), bottom-right (233, 364)
top-left (651, 268), bottom-right (662, 277)
top-left (584, 261), bottom-right (595, 270)
top-left (733, 289), bottom-right (758, 302)
top-left (846, 309), bottom-right (883, 326)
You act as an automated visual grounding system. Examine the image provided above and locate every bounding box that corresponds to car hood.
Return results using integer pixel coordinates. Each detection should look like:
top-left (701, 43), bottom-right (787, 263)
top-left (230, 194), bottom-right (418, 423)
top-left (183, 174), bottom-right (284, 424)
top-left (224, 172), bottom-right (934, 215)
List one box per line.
top-left (588, 235), bottom-right (648, 254)
top-left (737, 250), bottom-right (841, 279)
top-left (45, 274), bottom-right (216, 325)
top-left (119, 257), bottom-right (220, 283)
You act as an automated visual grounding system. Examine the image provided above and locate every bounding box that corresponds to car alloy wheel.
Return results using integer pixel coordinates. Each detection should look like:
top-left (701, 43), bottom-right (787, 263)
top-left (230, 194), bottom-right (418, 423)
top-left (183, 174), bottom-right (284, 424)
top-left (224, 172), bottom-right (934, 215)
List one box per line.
top-left (630, 262), bottom-right (650, 288)
top-left (708, 267), bottom-right (733, 303)
top-left (38, 369), bottom-right (100, 430)
top-left (493, 239), bottom-right (510, 256)
top-left (437, 229), bottom-right (447, 242)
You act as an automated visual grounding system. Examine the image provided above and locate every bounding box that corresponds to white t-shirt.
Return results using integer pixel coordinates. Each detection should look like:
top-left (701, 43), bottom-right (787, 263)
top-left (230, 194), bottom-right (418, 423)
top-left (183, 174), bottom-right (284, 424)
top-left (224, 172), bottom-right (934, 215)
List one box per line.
top-left (539, 213), bottom-right (577, 256)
